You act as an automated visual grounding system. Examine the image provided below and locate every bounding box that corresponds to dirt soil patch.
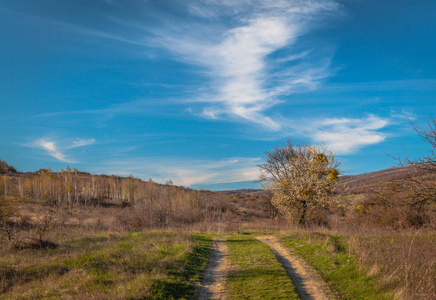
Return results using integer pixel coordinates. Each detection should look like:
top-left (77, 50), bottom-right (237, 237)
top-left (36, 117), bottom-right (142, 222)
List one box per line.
top-left (198, 238), bottom-right (230, 300)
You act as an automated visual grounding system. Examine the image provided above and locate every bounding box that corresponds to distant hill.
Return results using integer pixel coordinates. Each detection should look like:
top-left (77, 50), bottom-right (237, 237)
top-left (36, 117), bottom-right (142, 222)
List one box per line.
top-left (338, 166), bottom-right (435, 194)
top-left (218, 166), bottom-right (434, 195)
top-left (191, 180), bottom-right (263, 191)
top-left (223, 189), bottom-right (265, 194)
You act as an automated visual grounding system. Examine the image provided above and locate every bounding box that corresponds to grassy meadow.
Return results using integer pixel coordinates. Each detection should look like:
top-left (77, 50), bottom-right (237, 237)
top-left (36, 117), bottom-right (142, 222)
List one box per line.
top-left (0, 216), bottom-right (435, 299)
top-left (0, 229), bottom-right (212, 299)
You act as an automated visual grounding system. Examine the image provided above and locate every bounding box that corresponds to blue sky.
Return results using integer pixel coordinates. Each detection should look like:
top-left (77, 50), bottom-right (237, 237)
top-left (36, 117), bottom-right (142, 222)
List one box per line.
top-left (0, 0), bottom-right (435, 190)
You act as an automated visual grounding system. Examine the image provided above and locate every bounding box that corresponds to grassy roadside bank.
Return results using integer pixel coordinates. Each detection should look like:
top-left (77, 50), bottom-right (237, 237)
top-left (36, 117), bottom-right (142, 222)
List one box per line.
top-left (0, 230), bottom-right (213, 299)
top-left (280, 233), bottom-right (387, 299)
top-left (279, 231), bottom-right (435, 299)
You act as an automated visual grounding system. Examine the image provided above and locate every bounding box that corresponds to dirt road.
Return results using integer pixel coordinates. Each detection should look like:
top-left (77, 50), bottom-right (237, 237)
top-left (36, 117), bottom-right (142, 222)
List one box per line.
top-left (256, 236), bottom-right (335, 300)
top-left (199, 236), bottom-right (334, 300)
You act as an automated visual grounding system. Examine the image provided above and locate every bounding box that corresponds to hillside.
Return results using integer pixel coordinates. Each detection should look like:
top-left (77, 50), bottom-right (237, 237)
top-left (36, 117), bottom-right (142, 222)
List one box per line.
top-left (338, 166), bottom-right (436, 194)
top-left (0, 159), bottom-right (434, 226)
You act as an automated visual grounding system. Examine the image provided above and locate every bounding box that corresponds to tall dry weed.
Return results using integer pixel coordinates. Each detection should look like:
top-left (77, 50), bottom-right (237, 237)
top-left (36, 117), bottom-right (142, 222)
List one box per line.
top-left (347, 228), bottom-right (436, 299)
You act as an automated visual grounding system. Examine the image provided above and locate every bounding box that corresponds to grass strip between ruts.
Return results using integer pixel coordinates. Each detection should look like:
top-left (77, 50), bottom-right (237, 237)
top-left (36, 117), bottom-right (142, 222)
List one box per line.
top-left (225, 235), bottom-right (299, 299)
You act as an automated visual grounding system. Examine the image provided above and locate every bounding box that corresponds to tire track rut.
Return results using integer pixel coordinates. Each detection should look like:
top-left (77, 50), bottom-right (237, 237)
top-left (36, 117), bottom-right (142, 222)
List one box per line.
top-left (198, 238), bottom-right (229, 300)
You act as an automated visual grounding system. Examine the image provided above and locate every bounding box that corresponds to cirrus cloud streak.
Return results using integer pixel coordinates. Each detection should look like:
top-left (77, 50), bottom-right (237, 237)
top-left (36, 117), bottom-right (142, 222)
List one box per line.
top-left (26, 138), bottom-right (95, 163)
top-left (151, 0), bottom-right (339, 129)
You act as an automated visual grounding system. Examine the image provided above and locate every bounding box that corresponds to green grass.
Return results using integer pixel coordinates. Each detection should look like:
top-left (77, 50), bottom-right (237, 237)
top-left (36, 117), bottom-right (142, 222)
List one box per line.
top-left (279, 233), bottom-right (392, 300)
top-left (225, 235), bottom-right (299, 299)
top-left (0, 230), bottom-right (213, 299)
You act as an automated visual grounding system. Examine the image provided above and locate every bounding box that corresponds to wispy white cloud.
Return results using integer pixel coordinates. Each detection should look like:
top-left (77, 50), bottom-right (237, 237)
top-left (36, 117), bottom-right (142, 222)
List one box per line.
top-left (390, 109), bottom-right (416, 121)
top-left (150, 0), bottom-right (339, 129)
top-left (97, 156), bottom-right (261, 186)
top-left (319, 79), bottom-right (436, 93)
top-left (26, 138), bottom-right (95, 163)
top-left (32, 139), bottom-right (69, 162)
top-left (236, 114), bottom-right (390, 154)
top-left (71, 138), bottom-right (96, 148)
top-left (310, 115), bottom-right (388, 154)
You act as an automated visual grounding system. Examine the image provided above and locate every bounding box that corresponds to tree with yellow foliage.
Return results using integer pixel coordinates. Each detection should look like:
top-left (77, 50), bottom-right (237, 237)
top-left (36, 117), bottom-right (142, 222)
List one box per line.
top-left (259, 141), bottom-right (340, 225)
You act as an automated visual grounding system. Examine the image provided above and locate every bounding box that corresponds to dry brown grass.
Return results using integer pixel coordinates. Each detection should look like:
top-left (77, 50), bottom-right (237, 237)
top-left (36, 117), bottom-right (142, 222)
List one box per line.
top-left (347, 228), bottom-right (436, 299)
top-left (286, 224), bottom-right (436, 300)
top-left (275, 224), bottom-right (435, 299)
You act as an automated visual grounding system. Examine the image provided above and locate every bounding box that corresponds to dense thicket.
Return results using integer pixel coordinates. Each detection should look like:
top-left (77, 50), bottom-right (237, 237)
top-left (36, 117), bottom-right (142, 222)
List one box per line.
top-left (0, 159), bottom-right (16, 174)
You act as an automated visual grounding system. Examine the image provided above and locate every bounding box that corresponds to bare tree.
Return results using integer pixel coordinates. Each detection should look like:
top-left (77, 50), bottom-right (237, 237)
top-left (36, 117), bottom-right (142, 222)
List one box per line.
top-left (404, 117), bottom-right (436, 170)
top-left (259, 141), bottom-right (340, 225)
top-left (0, 197), bottom-right (20, 243)
top-left (397, 117), bottom-right (436, 212)
top-left (32, 210), bottom-right (56, 248)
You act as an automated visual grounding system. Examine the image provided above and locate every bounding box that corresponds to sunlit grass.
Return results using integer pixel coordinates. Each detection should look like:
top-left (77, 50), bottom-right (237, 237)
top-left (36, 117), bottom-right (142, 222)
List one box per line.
top-left (225, 235), bottom-right (299, 299)
top-left (0, 230), bottom-right (212, 299)
top-left (279, 233), bottom-right (392, 300)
